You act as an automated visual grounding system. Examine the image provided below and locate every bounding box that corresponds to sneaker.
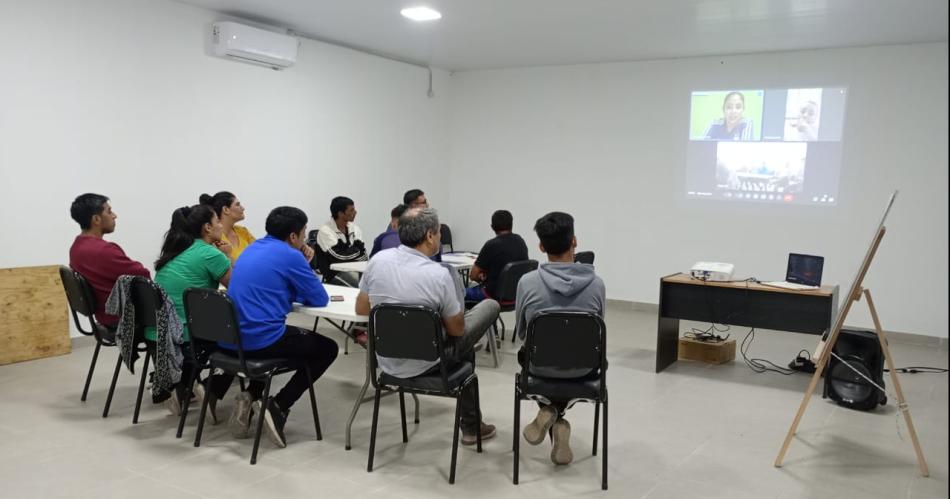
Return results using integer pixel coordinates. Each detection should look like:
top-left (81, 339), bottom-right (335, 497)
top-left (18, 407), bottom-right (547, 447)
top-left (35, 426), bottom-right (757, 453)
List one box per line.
top-left (163, 389), bottom-right (181, 416)
top-left (261, 397), bottom-right (288, 448)
top-left (354, 331), bottom-right (368, 347)
top-left (461, 422), bottom-right (496, 446)
top-left (550, 418), bottom-right (573, 465)
top-left (523, 406), bottom-right (558, 445)
top-left (188, 381), bottom-right (217, 424)
top-left (228, 392), bottom-right (253, 439)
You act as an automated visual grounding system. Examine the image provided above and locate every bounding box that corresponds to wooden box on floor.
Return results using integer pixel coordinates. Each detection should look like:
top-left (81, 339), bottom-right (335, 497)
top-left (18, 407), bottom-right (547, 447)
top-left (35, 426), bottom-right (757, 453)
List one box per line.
top-left (0, 265), bottom-right (70, 366)
top-left (678, 337), bottom-right (736, 365)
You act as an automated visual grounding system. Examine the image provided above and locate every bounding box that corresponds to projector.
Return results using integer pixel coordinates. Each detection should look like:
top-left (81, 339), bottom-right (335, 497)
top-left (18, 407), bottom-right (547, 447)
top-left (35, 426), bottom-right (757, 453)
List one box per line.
top-left (690, 262), bottom-right (735, 281)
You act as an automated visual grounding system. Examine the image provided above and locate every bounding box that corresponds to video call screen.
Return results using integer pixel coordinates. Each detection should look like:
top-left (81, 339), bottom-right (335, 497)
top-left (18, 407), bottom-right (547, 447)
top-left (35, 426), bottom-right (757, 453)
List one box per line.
top-left (685, 87), bottom-right (847, 206)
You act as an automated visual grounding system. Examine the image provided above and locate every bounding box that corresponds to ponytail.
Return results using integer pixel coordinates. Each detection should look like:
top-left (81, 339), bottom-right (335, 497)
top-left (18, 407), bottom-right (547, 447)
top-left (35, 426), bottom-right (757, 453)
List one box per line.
top-left (155, 204), bottom-right (216, 270)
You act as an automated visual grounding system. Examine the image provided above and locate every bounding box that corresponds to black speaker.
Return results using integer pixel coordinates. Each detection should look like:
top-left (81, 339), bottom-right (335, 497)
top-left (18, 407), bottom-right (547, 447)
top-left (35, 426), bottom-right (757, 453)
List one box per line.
top-left (823, 329), bottom-right (887, 411)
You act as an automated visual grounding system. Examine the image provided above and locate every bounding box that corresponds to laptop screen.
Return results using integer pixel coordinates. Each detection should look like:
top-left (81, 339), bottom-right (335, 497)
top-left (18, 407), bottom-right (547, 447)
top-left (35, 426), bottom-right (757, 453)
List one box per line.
top-left (786, 253), bottom-right (824, 286)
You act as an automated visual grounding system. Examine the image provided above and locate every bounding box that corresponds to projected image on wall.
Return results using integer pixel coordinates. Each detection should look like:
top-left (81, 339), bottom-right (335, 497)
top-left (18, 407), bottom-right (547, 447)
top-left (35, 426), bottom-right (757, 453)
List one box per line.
top-left (716, 142), bottom-right (807, 193)
top-left (685, 86), bottom-right (847, 206)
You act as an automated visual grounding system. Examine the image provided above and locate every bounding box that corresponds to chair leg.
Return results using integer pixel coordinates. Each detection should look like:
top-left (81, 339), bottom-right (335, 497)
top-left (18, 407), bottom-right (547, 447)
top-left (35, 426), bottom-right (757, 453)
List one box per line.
top-left (488, 326), bottom-right (499, 368)
top-left (513, 385), bottom-right (521, 484)
top-left (193, 372), bottom-right (214, 448)
top-left (398, 388), bottom-right (408, 443)
top-left (250, 376), bottom-right (273, 465)
top-left (238, 377), bottom-right (246, 392)
top-left (412, 393), bottom-right (420, 424)
top-left (176, 365), bottom-right (200, 438)
top-left (305, 365), bottom-right (322, 441)
top-left (602, 395), bottom-right (608, 491)
top-left (367, 388), bottom-right (382, 472)
top-left (449, 389), bottom-right (463, 485)
top-left (102, 353), bottom-right (123, 418)
top-left (311, 316), bottom-right (320, 333)
top-left (592, 400), bottom-right (600, 456)
top-left (472, 378), bottom-right (482, 453)
top-left (132, 350), bottom-right (152, 424)
top-left (81, 340), bottom-right (102, 402)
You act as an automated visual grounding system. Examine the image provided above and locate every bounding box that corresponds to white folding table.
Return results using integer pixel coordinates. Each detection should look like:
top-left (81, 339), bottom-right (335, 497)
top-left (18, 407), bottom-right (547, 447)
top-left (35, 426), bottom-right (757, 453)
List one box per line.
top-left (291, 284), bottom-right (418, 450)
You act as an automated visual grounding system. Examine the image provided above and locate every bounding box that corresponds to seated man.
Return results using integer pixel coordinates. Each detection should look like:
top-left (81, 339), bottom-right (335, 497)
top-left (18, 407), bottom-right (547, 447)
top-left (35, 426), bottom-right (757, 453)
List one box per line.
top-left (356, 207), bottom-right (499, 445)
top-left (465, 210), bottom-right (529, 302)
top-left (402, 188), bottom-right (441, 262)
top-left (403, 188), bottom-right (428, 209)
top-left (223, 206), bottom-right (339, 448)
top-left (514, 211), bottom-right (605, 466)
top-left (315, 196), bottom-right (366, 286)
top-left (370, 203), bottom-right (409, 258)
top-left (68, 193), bottom-right (151, 329)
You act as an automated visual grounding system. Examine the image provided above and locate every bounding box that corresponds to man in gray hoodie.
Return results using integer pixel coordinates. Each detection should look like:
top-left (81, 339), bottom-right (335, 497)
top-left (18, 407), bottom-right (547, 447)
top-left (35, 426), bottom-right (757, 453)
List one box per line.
top-left (515, 211), bottom-right (606, 466)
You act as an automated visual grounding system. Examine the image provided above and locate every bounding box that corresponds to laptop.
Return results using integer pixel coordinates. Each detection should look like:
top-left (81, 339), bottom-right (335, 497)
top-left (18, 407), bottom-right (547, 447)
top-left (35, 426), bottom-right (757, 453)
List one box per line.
top-left (762, 253), bottom-right (824, 290)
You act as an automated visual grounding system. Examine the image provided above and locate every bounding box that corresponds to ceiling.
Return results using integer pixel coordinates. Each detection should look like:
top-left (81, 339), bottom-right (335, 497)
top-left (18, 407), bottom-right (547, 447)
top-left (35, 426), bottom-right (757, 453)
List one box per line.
top-left (176, 0), bottom-right (949, 71)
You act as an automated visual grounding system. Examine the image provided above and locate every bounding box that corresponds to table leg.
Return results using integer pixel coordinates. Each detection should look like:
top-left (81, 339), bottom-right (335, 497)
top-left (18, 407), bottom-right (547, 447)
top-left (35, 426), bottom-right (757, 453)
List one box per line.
top-left (346, 325), bottom-right (371, 451)
top-left (655, 316), bottom-right (680, 372)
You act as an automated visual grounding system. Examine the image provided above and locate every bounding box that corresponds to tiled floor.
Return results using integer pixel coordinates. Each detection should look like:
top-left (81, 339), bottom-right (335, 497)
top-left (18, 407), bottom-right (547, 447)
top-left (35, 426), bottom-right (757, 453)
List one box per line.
top-left (0, 304), bottom-right (946, 499)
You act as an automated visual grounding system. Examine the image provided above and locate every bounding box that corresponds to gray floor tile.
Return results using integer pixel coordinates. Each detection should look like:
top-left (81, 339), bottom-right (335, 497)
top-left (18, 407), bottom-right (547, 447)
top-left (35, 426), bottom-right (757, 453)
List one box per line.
top-left (1, 302), bottom-right (946, 498)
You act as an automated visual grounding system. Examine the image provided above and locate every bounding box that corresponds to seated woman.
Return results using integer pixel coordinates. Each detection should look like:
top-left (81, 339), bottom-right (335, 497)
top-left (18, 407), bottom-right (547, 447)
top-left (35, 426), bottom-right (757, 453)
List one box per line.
top-left (200, 191), bottom-right (255, 261)
top-left (150, 204), bottom-right (234, 418)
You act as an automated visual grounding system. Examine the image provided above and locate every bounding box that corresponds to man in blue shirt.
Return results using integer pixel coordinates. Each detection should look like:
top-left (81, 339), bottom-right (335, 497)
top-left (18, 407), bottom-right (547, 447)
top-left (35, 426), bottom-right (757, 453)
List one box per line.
top-left (370, 203), bottom-right (408, 258)
top-left (224, 206), bottom-right (338, 448)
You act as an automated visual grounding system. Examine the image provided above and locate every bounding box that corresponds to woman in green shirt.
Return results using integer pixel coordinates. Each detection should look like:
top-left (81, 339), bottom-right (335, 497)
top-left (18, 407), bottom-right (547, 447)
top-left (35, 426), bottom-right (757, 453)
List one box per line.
top-left (151, 204), bottom-right (233, 416)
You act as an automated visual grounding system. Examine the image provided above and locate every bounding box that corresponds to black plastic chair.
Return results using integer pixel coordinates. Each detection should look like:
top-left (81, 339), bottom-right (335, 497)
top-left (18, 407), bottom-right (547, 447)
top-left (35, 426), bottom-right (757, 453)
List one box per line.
top-left (494, 260), bottom-right (539, 343)
top-left (366, 304), bottom-right (483, 484)
top-left (513, 311), bottom-right (608, 490)
top-left (184, 288), bottom-right (322, 465)
top-left (60, 266), bottom-right (114, 405)
top-left (440, 224), bottom-right (454, 253)
top-left (574, 251), bottom-right (595, 265)
top-left (128, 277), bottom-right (163, 424)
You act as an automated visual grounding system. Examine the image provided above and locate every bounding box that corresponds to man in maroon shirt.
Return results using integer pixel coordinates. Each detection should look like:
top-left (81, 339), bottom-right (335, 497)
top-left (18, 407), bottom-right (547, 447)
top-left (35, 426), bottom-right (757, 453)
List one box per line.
top-left (69, 193), bottom-right (150, 328)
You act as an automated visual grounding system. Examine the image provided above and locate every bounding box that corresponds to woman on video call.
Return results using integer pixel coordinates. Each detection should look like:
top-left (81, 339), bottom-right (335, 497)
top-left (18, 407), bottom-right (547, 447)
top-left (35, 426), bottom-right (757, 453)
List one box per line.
top-left (704, 91), bottom-right (755, 141)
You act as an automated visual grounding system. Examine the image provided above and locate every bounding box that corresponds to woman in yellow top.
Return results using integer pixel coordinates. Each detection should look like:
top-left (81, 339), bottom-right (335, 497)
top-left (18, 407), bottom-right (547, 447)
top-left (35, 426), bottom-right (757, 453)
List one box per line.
top-left (199, 191), bottom-right (256, 261)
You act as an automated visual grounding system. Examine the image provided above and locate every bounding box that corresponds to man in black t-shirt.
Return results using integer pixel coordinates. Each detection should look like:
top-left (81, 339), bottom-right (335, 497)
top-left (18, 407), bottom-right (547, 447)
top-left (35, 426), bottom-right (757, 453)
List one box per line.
top-left (465, 210), bottom-right (529, 303)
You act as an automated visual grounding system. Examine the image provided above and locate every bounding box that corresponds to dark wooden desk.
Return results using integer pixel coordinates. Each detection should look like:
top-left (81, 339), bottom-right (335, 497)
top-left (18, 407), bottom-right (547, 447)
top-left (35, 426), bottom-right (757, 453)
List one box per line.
top-left (656, 273), bottom-right (838, 372)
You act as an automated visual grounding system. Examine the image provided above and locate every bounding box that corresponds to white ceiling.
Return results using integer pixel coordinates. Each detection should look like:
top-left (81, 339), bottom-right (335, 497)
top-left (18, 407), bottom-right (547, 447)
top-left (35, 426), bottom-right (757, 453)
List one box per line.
top-left (177, 0), bottom-right (949, 71)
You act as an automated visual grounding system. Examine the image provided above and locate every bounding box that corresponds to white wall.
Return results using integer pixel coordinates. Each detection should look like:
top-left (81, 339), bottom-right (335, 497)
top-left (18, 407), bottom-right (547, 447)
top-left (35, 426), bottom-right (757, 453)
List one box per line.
top-left (0, 0), bottom-right (452, 272)
top-left (1, 1), bottom-right (946, 339)
top-left (445, 43), bottom-right (949, 338)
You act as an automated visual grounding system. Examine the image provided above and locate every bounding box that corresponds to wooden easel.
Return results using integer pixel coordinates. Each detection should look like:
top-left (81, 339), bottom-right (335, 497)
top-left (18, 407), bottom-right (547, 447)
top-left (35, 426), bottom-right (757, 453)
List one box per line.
top-left (774, 226), bottom-right (929, 477)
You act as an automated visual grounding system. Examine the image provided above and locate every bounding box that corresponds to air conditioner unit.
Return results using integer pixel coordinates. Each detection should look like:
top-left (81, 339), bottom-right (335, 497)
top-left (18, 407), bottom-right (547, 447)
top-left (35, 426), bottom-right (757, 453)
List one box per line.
top-left (211, 21), bottom-right (298, 70)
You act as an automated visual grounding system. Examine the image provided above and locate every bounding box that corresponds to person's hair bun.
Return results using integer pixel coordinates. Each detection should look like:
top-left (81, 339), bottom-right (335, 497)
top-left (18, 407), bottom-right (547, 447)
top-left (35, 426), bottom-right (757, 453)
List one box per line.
top-left (199, 193), bottom-right (213, 205)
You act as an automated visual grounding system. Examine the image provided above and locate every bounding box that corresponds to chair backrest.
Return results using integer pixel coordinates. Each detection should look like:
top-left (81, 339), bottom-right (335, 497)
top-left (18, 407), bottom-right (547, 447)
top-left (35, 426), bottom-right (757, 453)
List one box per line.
top-left (184, 287), bottom-right (243, 347)
top-left (306, 229), bottom-right (331, 275)
top-left (522, 310), bottom-right (606, 379)
top-left (440, 224), bottom-right (454, 253)
top-left (574, 251), bottom-right (595, 265)
top-left (369, 304), bottom-right (443, 362)
top-left (59, 265), bottom-right (98, 335)
top-left (494, 259), bottom-right (539, 302)
top-left (368, 304), bottom-right (449, 388)
top-left (130, 277), bottom-right (162, 329)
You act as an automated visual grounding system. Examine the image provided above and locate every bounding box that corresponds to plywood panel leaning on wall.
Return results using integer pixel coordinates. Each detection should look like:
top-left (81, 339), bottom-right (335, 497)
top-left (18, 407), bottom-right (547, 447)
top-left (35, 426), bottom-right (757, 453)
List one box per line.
top-left (0, 265), bottom-right (70, 365)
